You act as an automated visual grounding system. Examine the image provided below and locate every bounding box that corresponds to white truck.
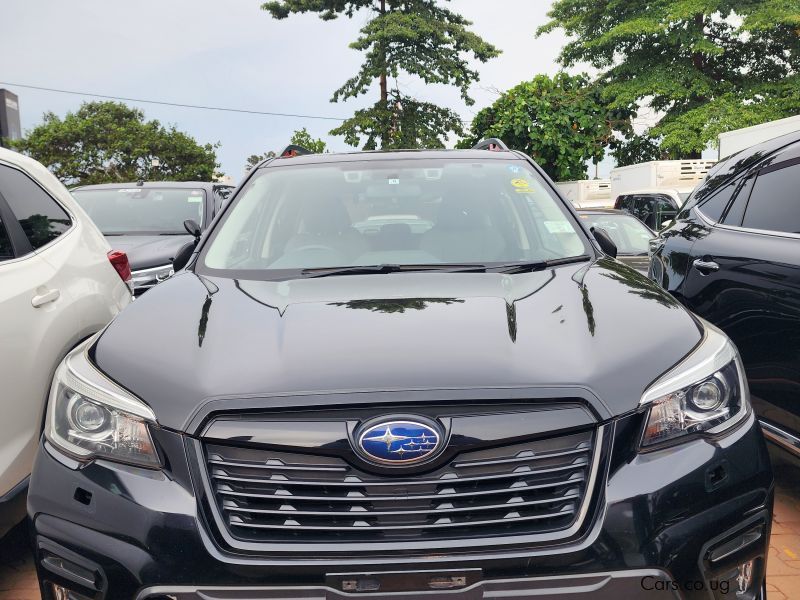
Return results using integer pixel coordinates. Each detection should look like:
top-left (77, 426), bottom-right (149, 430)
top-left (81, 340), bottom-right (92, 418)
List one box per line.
top-left (609, 160), bottom-right (716, 207)
top-left (554, 179), bottom-right (612, 208)
top-left (718, 115), bottom-right (800, 159)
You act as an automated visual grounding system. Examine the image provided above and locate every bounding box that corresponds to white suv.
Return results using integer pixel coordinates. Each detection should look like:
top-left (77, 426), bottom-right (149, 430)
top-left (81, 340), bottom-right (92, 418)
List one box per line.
top-left (0, 148), bottom-right (132, 536)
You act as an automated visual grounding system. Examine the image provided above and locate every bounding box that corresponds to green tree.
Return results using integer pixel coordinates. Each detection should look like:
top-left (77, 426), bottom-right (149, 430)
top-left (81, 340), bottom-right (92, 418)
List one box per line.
top-left (12, 101), bottom-right (219, 185)
top-left (539, 1), bottom-right (800, 158)
top-left (245, 150), bottom-right (276, 171)
top-left (289, 127), bottom-right (327, 153)
top-left (460, 73), bottom-right (633, 181)
top-left (611, 134), bottom-right (668, 167)
top-left (262, 0), bottom-right (500, 149)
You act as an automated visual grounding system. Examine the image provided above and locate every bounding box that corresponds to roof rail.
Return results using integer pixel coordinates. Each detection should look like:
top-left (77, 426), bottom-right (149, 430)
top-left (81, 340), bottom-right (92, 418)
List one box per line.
top-left (472, 138), bottom-right (510, 152)
top-left (279, 144), bottom-right (313, 158)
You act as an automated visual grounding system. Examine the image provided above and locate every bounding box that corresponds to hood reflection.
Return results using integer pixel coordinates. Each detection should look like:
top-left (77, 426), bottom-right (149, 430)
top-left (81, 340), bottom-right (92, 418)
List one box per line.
top-left (329, 298), bottom-right (464, 314)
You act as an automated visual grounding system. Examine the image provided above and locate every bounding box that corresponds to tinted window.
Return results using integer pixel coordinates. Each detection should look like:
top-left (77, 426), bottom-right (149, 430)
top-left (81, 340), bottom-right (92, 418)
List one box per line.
top-left (0, 165), bottom-right (72, 249)
top-left (216, 186), bottom-right (233, 202)
top-left (72, 187), bottom-right (206, 234)
top-left (742, 164), bottom-right (800, 234)
top-left (721, 176), bottom-right (754, 226)
top-left (201, 159), bottom-right (590, 276)
top-left (0, 216), bottom-right (13, 261)
top-left (656, 197), bottom-right (675, 212)
top-left (697, 178), bottom-right (738, 222)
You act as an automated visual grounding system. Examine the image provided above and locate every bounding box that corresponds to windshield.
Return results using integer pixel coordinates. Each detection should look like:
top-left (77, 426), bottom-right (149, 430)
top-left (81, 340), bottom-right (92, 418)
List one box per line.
top-left (578, 212), bottom-right (654, 255)
top-left (72, 187), bottom-right (206, 235)
top-left (199, 159), bottom-right (590, 278)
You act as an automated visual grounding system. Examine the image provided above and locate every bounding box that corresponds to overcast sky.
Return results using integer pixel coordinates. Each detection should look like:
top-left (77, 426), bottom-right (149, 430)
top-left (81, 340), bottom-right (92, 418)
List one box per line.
top-left (1, 0), bottom-right (598, 181)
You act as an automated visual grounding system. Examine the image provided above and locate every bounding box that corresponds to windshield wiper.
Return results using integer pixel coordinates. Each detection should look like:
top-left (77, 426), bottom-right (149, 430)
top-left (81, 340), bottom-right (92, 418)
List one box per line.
top-left (487, 255), bottom-right (592, 274)
top-left (301, 263), bottom-right (486, 278)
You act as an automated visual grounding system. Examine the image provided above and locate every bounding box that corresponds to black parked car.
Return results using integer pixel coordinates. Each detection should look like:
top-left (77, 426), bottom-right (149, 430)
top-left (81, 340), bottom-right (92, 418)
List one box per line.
top-left (71, 181), bottom-right (234, 294)
top-left (650, 131), bottom-right (800, 459)
top-left (576, 208), bottom-right (655, 274)
top-left (614, 191), bottom-right (681, 231)
top-left (30, 141), bottom-right (771, 600)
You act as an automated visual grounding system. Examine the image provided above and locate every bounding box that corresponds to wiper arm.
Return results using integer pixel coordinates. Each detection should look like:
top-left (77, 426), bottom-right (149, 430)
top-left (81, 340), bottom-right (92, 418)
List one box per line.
top-left (302, 264), bottom-right (405, 278)
top-left (488, 255), bottom-right (592, 274)
top-left (301, 263), bottom-right (488, 278)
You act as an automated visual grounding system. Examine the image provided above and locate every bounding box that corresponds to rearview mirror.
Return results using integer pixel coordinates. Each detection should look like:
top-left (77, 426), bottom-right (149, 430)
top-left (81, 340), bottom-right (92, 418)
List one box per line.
top-left (591, 227), bottom-right (617, 258)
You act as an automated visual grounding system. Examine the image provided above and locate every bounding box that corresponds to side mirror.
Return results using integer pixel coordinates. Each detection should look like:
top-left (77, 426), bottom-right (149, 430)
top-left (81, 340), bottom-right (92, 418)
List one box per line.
top-left (173, 241), bottom-right (195, 272)
top-left (184, 219), bottom-right (201, 242)
top-left (591, 227), bottom-right (617, 258)
top-left (173, 220), bottom-right (202, 272)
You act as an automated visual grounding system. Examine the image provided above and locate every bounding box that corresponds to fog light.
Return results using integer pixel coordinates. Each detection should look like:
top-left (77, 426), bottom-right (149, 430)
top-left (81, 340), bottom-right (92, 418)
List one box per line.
top-left (50, 583), bottom-right (92, 600)
top-left (737, 559), bottom-right (755, 593)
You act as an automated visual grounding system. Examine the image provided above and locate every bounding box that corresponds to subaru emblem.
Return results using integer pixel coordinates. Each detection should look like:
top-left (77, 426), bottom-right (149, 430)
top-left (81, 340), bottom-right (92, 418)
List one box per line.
top-left (357, 419), bottom-right (442, 465)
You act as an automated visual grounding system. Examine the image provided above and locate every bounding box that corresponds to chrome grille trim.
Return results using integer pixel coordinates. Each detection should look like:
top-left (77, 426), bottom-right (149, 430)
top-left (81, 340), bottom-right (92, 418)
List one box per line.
top-left (202, 426), bottom-right (603, 545)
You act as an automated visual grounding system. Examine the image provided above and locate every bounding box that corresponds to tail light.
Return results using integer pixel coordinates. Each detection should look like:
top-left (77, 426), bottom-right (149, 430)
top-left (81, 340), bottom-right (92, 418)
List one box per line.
top-left (108, 250), bottom-right (133, 294)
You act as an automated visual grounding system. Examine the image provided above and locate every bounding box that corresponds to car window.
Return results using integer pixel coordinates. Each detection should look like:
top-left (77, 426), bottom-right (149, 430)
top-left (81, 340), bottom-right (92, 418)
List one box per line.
top-left (72, 187), bottom-right (206, 235)
top-left (741, 163), bottom-right (800, 234)
top-left (656, 197), bottom-right (674, 211)
top-left (721, 175), bottom-right (755, 226)
top-left (200, 159), bottom-right (591, 277)
top-left (578, 212), bottom-right (653, 254)
top-left (696, 178), bottom-right (739, 222)
top-left (0, 164), bottom-right (72, 250)
top-left (0, 216), bottom-right (13, 261)
top-left (214, 186), bottom-right (234, 214)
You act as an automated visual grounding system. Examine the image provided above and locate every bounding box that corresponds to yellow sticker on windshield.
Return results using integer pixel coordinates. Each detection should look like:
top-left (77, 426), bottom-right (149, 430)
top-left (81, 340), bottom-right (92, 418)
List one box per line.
top-left (511, 178), bottom-right (529, 188)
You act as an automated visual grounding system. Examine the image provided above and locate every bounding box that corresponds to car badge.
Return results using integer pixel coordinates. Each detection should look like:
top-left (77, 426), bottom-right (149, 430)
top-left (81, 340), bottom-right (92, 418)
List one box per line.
top-left (357, 419), bottom-right (442, 465)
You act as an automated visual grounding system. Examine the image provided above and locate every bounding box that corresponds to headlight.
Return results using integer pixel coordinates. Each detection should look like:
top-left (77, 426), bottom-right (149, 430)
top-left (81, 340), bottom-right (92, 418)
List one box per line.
top-left (640, 320), bottom-right (750, 449)
top-left (45, 339), bottom-right (160, 468)
top-left (131, 264), bottom-right (174, 292)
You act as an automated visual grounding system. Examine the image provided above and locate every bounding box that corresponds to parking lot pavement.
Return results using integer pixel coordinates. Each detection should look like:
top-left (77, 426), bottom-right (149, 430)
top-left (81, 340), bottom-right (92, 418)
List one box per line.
top-left (0, 524), bottom-right (38, 600)
top-left (3, 448), bottom-right (800, 600)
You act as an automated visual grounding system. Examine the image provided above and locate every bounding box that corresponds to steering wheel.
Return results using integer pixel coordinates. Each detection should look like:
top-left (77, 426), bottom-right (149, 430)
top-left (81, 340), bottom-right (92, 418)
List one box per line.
top-left (290, 244), bottom-right (338, 253)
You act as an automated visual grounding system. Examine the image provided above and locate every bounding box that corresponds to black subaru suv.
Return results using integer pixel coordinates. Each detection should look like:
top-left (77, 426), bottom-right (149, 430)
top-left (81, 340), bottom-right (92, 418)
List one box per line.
top-left (650, 130), bottom-right (800, 459)
top-left (29, 141), bottom-right (772, 600)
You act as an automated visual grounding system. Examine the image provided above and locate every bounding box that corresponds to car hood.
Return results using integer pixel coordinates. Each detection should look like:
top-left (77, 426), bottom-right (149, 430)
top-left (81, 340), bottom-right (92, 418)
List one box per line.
top-left (617, 254), bottom-right (651, 275)
top-left (93, 258), bottom-right (702, 431)
top-left (104, 234), bottom-right (194, 270)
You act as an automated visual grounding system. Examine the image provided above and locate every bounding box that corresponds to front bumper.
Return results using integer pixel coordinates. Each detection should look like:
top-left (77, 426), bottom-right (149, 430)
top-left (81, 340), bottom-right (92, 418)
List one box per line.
top-left (135, 570), bottom-right (679, 599)
top-left (28, 412), bottom-right (773, 600)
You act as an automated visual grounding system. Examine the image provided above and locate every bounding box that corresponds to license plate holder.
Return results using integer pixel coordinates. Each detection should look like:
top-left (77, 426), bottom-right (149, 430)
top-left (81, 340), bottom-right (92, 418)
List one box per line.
top-left (326, 568), bottom-right (482, 595)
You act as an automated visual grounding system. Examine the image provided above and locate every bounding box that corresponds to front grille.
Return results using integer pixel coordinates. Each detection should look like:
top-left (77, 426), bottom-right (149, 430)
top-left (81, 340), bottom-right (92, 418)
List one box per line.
top-left (203, 428), bottom-right (596, 543)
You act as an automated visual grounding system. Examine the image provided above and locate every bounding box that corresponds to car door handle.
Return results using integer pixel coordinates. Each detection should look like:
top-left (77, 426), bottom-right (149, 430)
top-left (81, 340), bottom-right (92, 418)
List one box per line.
top-left (31, 288), bottom-right (60, 308)
top-left (693, 259), bottom-right (720, 274)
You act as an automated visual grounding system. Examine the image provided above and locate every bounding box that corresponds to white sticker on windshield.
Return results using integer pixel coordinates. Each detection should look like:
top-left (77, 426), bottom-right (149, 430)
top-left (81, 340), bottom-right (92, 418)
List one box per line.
top-left (544, 220), bottom-right (573, 234)
top-left (388, 178), bottom-right (400, 185)
top-left (188, 196), bottom-right (202, 203)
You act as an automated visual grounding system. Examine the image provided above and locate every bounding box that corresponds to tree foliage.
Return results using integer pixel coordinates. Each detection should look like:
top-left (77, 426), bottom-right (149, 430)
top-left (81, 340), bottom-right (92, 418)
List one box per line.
top-left (290, 127), bottom-right (327, 153)
top-left (460, 73), bottom-right (633, 181)
top-left (262, 0), bottom-right (500, 149)
top-left (539, 0), bottom-right (800, 158)
top-left (11, 101), bottom-right (219, 185)
top-left (244, 128), bottom-right (326, 171)
top-left (245, 151), bottom-right (276, 171)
